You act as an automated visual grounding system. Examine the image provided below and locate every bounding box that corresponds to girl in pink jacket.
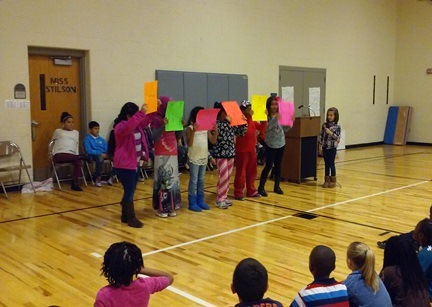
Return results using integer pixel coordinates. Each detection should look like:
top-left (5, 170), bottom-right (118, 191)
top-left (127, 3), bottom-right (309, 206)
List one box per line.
top-left (113, 102), bottom-right (150, 228)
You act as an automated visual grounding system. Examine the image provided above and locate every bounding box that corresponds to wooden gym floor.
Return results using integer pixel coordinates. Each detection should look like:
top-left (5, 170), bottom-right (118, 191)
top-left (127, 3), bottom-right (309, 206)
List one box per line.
top-left (0, 145), bottom-right (431, 306)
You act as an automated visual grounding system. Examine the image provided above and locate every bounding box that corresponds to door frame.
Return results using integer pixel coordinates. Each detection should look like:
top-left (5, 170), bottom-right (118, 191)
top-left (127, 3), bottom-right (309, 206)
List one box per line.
top-left (28, 47), bottom-right (90, 179)
top-left (28, 47), bottom-right (89, 138)
top-left (279, 65), bottom-right (327, 123)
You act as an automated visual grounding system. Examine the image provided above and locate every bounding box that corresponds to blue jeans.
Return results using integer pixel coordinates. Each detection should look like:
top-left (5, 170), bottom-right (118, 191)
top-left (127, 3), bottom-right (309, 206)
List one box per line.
top-left (90, 155), bottom-right (104, 177)
top-left (188, 162), bottom-right (206, 195)
top-left (323, 148), bottom-right (337, 176)
top-left (115, 167), bottom-right (139, 203)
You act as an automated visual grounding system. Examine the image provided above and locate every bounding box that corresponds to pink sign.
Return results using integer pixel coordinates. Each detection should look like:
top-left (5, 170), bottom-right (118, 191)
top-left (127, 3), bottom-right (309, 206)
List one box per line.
top-left (196, 108), bottom-right (220, 131)
top-left (278, 100), bottom-right (295, 127)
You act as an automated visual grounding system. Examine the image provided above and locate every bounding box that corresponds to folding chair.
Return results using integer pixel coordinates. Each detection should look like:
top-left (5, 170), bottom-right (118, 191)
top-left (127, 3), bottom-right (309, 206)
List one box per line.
top-left (0, 141), bottom-right (36, 198)
top-left (84, 156), bottom-right (119, 185)
top-left (48, 140), bottom-right (88, 190)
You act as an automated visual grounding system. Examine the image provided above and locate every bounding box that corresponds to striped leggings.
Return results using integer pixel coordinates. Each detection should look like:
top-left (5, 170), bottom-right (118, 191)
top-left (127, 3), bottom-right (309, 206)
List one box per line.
top-left (216, 158), bottom-right (234, 202)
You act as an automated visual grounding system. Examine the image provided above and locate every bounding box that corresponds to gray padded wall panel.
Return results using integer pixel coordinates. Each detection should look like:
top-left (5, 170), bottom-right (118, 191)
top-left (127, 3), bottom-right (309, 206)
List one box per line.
top-left (184, 72), bottom-right (207, 120)
top-left (229, 74), bottom-right (248, 103)
top-left (155, 70), bottom-right (184, 101)
top-left (156, 70), bottom-right (248, 114)
top-left (207, 74), bottom-right (229, 107)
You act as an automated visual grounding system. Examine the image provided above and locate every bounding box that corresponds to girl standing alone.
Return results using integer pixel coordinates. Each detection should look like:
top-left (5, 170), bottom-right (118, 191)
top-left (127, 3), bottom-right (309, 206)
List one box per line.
top-left (319, 107), bottom-right (341, 188)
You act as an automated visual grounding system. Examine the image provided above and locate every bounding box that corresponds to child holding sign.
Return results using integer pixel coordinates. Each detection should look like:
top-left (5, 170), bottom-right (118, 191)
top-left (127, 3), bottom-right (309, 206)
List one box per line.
top-left (258, 96), bottom-right (292, 196)
top-left (234, 101), bottom-right (263, 200)
top-left (150, 96), bottom-right (183, 218)
top-left (185, 107), bottom-right (219, 212)
top-left (212, 102), bottom-right (247, 209)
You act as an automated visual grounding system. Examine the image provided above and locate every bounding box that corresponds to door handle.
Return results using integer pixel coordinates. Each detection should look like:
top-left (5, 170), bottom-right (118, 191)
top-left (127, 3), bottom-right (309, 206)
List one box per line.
top-left (31, 120), bottom-right (39, 141)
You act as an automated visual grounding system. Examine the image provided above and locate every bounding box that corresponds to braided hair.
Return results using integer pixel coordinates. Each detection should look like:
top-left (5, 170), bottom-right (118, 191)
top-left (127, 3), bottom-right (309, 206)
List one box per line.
top-left (101, 242), bottom-right (143, 287)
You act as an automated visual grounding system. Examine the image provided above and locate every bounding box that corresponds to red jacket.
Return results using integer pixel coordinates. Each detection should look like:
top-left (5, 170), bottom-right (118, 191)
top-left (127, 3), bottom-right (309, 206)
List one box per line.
top-left (236, 115), bottom-right (261, 153)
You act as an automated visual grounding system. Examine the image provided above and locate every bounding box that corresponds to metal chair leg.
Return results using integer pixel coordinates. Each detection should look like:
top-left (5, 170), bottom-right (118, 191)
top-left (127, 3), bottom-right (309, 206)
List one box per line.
top-left (1, 181), bottom-right (8, 198)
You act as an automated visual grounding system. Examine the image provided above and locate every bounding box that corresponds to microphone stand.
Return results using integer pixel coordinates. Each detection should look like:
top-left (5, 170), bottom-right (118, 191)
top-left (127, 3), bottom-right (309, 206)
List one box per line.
top-left (298, 105), bottom-right (316, 119)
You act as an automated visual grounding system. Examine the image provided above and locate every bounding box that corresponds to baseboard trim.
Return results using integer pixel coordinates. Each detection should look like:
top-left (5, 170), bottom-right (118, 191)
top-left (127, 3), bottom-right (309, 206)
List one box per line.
top-left (406, 142), bottom-right (432, 146)
top-left (345, 142), bottom-right (384, 149)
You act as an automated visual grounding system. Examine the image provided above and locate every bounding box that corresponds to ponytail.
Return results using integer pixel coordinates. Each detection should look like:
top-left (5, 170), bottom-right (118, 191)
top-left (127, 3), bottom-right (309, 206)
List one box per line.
top-left (347, 242), bottom-right (379, 293)
top-left (362, 248), bottom-right (378, 293)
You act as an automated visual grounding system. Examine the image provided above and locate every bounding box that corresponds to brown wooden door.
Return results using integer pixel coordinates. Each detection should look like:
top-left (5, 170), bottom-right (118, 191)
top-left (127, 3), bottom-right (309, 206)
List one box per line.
top-left (29, 55), bottom-right (82, 180)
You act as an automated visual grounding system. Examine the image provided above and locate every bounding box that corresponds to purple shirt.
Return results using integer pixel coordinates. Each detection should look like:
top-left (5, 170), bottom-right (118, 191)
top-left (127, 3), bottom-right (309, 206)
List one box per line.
top-left (94, 276), bottom-right (170, 307)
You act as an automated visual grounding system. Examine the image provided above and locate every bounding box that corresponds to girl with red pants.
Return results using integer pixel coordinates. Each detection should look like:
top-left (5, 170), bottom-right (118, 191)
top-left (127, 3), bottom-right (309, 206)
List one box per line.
top-left (234, 101), bottom-right (262, 200)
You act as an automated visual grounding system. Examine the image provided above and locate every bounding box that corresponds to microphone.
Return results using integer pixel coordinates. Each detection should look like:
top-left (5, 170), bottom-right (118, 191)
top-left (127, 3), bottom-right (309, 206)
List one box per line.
top-left (298, 105), bottom-right (303, 109)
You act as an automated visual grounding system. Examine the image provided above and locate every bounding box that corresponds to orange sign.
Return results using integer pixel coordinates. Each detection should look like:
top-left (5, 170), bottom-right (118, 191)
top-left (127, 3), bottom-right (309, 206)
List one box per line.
top-left (144, 81), bottom-right (158, 113)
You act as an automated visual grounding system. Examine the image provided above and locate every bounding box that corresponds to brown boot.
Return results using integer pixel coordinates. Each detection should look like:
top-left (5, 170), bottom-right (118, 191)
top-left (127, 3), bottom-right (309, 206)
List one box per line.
top-left (322, 176), bottom-right (330, 188)
top-left (329, 176), bottom-right (337, 188)
top-left (123, 201), bottom-right (143, 228)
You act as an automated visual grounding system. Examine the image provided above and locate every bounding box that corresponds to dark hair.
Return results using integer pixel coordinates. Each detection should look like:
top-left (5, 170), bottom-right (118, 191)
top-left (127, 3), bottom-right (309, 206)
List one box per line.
top-left (417, 218), bottom-right (432, 246)
top-left (114, 102), bottom-right (139, 127)
top-left (88, 121), bottom-right (100, 129)
top-left (233, 258), bottom-right (268, 302)
top-left (60, 112), bottom-right (73, 123)
top-left (265, 96), bottom-right (278, 116)
top-left (214, 101), bottom-right (226, 120)
top-left (309, 245), bottom-right (336, 278)
top-left (101, 241), bottom-right (143, 287)
top-left (383, 236), bottom-right (428, 296)
top-left (326, 107), bottom-right (339, 124)
top-left (187, 106), bottom-right (204, 126)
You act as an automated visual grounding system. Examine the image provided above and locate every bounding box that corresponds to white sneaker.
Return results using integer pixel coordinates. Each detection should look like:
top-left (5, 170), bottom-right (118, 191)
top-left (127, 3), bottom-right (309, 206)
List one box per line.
top-left (95, 177), bottom-right (102, 187)
top-left (224, 199), bottom-right (233, 206)
top-left (156, 211), bottom-right (168, 218)
top-left (107, 177), bottom-right (113, 186)
top-left (215, 201), bottom-right (228, 209)
top-left (168, 211), bottom-right (177, 217)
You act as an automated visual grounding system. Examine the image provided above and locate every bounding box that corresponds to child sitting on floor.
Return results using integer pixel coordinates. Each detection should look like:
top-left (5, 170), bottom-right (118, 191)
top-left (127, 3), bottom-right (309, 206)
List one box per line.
top-left (95, 241), bottom-right (173, 307)
top-left (291, 245), bottom-right (349, 306)
top-left (231, 258), bottom-right (283, 307)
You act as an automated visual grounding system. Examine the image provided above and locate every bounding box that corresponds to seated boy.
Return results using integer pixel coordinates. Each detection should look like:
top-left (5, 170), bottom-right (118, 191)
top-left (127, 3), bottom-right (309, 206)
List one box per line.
top-left (377, 205), bottom-right (432, 250)
top-left (291, 245), bottom-right (349, 307)
top-left (232, 258), bottom-right (283, 307)
top-left (84, 121), bottom-right (108, 187)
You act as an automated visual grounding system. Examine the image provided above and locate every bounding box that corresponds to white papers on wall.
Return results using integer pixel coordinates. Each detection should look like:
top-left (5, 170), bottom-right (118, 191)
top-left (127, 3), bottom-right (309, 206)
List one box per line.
top-left (308, 87), bottom-right (320, 116)
top-left (5, 99), bottom-right (30, 109)
top-left (281, 86), bottom-right (294, 102)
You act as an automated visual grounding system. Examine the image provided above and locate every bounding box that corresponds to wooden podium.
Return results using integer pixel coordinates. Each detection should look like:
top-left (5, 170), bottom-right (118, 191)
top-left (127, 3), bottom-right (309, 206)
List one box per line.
top-left (281, 116), bottom-right (321, 183)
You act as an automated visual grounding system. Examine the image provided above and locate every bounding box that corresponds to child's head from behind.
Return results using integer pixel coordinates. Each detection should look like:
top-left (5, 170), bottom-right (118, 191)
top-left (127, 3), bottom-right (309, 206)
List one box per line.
top-left (89, 121), bottom-right (100, 137)
top-left (309, 245), bottom-right (336, 278)
top-left (101, 241), bottom-right (143, 287)
top-left (157, 96), bottom-right (171, 117)
top-left (414, 218), bottom-right (432, 247)
top-left (187, 106), bottom-right (204, 126)
top-left (118, 102), bottom-right (139, 122)
top-left (232, 258), bottom-right (268, 303)
top-left (326, 107), bottom-right (339, 124)
top-left (347, 241), bottom-right (378, 292)
top-left (60, 112), bottom-right (74, 131)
